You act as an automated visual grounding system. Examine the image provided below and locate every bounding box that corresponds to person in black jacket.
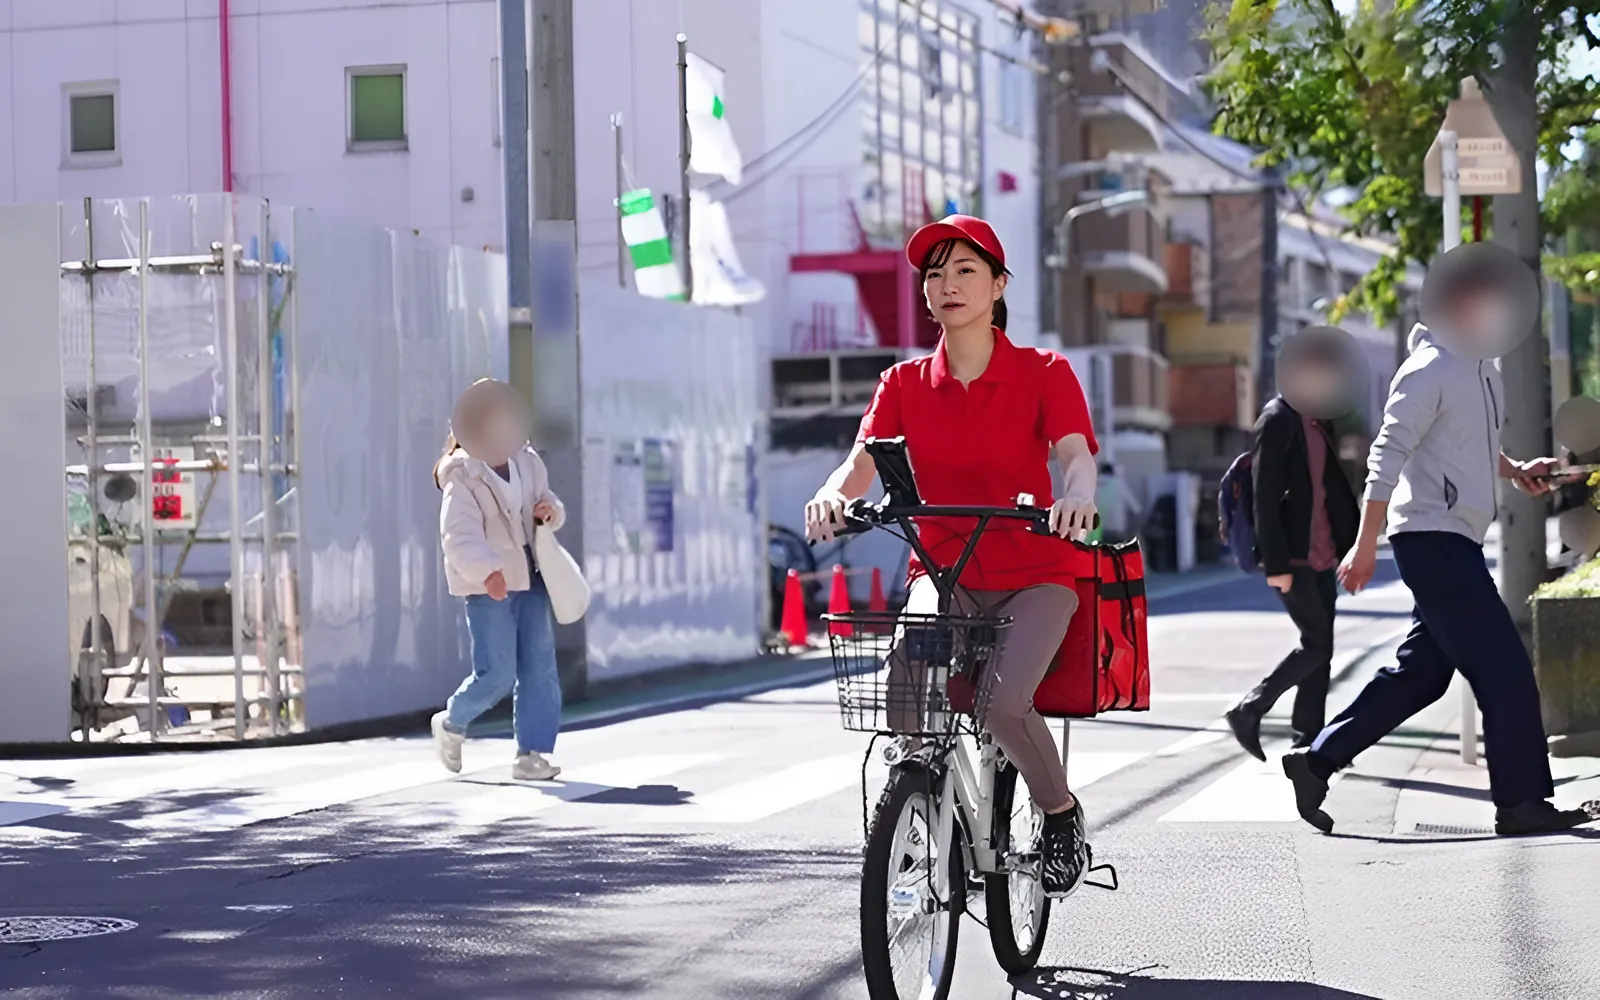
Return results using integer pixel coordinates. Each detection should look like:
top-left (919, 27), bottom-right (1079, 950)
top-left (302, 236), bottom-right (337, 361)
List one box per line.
top-left (1226, 339), bottom-right (1360, 760)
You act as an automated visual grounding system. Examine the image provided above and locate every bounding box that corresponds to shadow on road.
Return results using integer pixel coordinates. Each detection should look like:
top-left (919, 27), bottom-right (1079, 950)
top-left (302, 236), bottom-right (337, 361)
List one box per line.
top-left (0, 811), bottom-right (863, 999)
top-left (1013, 966), bottom-right (1387, 999)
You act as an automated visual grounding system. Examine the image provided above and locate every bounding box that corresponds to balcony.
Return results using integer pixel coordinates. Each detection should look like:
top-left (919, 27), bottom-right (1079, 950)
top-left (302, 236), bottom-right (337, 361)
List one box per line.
top-left (1059, 344), bottom-right (1171, 435)
top-left (1161, 242), bottom-right (1210, 312)
top-left (1069, 38), bottom-right (1172, 155)
top-left (771, 348), bottom-right (903, 421)
top-left (1073, 202), bottom-right (1167, 295)
top-left (1169, 362), bottom-right (1253, 430)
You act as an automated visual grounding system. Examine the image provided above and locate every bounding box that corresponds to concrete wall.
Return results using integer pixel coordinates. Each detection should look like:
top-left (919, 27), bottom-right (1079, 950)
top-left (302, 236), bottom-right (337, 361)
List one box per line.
top-left (0, 203), bottom-right (71, 743)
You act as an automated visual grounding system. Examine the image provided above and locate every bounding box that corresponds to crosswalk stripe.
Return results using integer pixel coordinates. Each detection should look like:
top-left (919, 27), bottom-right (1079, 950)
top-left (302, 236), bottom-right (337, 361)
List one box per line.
top-left (1067, 751), bottom-right (1148, 790)
top-left (122, 757), bottom-right (448, 832)
top-left (652, 752), bottom-right (875, 824)
top-left (399, 753), bottom-right (726, 828)
top-left (1155, 727), bottom-right (1229, 758)
top-left (1156, 746), bottom-right (1344, 823)
top-left (0, 750), bottom-right (344, 826)
top-left (0, 802), bottom-right (70, 826)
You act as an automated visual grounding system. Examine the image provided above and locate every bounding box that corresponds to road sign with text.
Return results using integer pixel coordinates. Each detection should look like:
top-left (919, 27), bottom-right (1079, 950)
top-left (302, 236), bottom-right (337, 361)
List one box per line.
top-left (1423, 79), bottom-right (1522, 197)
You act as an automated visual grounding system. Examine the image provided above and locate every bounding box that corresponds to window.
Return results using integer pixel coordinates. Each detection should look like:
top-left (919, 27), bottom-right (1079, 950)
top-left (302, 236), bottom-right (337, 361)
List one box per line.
top-left (347, 66), bottom-right (407, 151)
top-left (62, 82), bottom-right (119, 167)
top-left (998, 30), bottom-right (1025, 133)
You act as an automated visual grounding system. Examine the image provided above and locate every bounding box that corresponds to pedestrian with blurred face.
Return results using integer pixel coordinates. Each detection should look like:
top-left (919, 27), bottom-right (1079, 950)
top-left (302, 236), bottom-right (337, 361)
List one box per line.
top-left (1281, 255), bottom-right (1596, 837)
top-left (1225, 336), bottom-right (1360, 760)
top-left (430, 379), bottom-right (568, 783)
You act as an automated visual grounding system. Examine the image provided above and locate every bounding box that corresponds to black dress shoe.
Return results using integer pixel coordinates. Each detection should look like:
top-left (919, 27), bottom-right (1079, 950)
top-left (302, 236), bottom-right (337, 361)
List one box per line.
top-left (1494, 800), bottom-right (1597, 836)
top-left (1281, 750), bottom-right (1334, 833)
top-left (1225, 704), bottom-right (1267, 762)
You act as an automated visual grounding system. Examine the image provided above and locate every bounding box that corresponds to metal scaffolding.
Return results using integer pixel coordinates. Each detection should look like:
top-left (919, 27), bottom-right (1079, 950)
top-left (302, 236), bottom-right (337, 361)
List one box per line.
top-left (63, 196), bottom-right (305, 743)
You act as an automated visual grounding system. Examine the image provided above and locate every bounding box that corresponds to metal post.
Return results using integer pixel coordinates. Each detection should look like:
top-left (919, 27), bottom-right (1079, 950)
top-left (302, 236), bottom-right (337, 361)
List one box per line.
top-left (612, 113), bottom-right (626, 288)
top-left (1060, 719), bottom-right (1071, 785)
top-left (286, 207), bottom-right (306, 727)
top-left (677, 33), bottom-right (693, 301)
top-left (1472, 195), bottom-right (1484, 242)
top-left (224, 202), bottom-right (246, 740)
top-left (258, 200), bottom-right (281, 735)
top-left (499, 0), bottom-right (531, 316)
top-left (136, 200), bottom-right (163, 739)
top-left (81, 197), bottom-right (103, 743)
top-left (1439, 130), bottom-right (1478, 765)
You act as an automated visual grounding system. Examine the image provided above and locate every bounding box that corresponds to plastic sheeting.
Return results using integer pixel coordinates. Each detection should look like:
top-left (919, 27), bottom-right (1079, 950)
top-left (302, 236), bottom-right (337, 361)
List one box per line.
top-left (0, 194), bottom-right (507, 742)
top-left (293, 208), bottom-right (507, 730)
top-left (578, 279), bottom-right (764, 680)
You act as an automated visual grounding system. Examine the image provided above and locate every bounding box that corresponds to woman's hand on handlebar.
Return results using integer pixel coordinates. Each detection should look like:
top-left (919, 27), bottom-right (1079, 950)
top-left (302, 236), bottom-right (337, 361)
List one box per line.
top-left (804, 489), bottom-right (851, 543)
top-left (1048, 494), bottom-right (1097, 541)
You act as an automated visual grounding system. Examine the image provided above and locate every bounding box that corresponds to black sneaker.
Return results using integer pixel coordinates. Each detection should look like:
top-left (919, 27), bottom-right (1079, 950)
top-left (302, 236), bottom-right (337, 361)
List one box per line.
top-left (1494, 799), bottom-right (1597, 836)
top-left (1040, 802), bottom-right (1090, 897)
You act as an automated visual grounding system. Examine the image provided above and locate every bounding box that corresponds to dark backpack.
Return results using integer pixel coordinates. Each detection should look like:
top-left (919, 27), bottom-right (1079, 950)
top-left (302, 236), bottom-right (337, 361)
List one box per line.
top-left (1218, 451), bottom-right (1260, 573)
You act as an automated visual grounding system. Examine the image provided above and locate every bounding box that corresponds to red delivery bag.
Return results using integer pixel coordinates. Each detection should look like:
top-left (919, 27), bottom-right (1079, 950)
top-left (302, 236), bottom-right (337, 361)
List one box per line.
top-left (1034, 538), bottom-right (1150, 718)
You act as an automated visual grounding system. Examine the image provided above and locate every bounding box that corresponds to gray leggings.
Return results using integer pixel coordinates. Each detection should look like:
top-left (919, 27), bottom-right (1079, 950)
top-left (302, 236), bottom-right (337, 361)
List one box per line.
top-left (887, 576), bottom-right (1078, 812)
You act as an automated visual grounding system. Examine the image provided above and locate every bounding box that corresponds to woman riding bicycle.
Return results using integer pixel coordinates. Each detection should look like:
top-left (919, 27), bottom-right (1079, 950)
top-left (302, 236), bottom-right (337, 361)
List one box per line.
top-left (804, 214), bottom-right (1100, 898)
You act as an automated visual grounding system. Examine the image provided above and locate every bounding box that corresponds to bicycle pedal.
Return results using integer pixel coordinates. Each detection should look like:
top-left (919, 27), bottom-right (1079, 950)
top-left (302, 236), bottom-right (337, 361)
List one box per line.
top-left (1084, 862), bottom-right (1119, 892)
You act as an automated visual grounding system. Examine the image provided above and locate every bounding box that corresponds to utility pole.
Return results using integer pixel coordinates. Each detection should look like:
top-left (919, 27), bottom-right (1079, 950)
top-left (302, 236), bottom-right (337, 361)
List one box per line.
top-left (529, 0), bottom-right (586, 698)
top-left (1257, 163), bottom-right (1282, 412)
top-left (1485, 24), bottom-right (1548, 638)
top-left (498, 0), bottom-right (531, 348)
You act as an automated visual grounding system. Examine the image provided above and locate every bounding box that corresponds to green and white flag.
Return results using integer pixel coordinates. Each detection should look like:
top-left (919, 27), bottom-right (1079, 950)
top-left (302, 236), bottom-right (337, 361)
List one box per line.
top-left (685, 53), bottom-right (743, 184)
top-left (617, 188), bottom-right (684, 301)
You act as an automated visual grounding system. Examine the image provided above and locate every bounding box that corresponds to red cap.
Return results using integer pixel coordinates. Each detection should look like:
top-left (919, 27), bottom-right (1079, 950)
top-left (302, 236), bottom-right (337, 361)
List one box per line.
top-left (905, 215), bottom-right (1007, 271)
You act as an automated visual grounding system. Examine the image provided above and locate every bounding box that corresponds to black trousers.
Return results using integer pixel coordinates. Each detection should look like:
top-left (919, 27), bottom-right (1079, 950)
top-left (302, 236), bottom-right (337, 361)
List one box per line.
top-left (1312, 532), bottom-right (1553, 808)
top-left (1241, 567), bottom-right (1337, 744)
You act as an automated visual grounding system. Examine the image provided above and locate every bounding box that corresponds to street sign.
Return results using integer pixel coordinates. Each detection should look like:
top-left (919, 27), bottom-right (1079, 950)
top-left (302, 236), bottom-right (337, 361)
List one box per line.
top-left (1423, 78), bottom-right (1522, 197)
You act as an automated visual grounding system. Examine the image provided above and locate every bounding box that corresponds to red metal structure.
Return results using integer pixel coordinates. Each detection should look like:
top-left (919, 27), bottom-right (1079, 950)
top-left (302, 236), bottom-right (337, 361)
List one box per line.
top-left (788, 167), bottom-right (942, 353)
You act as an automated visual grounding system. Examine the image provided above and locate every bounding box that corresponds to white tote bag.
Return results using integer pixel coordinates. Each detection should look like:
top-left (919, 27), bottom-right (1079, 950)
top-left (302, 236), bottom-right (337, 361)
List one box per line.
top-left (534, 523), bottom-right (590, 624)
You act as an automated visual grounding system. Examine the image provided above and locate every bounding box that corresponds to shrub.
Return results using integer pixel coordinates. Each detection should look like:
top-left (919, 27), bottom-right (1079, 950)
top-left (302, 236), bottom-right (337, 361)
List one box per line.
top-left (1535, 555), bottom-right (1600, 600)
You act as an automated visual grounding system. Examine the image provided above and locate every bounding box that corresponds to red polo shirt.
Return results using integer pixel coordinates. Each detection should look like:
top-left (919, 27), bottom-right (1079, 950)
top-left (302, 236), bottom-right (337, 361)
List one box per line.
top-left (856, 329), bottom-right (1100, 590)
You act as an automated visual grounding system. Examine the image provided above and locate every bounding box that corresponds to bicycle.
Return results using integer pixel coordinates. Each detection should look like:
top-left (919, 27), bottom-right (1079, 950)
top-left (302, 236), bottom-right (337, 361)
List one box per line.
top-left (819, 440), bottom-right (1123, 1000)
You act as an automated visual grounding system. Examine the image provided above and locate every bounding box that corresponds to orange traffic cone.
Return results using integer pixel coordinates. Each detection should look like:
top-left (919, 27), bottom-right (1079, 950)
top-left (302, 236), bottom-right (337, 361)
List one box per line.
top-left (827, 564), bottom-right (854, 636)
top-left (867, 566), bottom-right (889, 631)
top-left (780, 569), bottom-right (808, 648)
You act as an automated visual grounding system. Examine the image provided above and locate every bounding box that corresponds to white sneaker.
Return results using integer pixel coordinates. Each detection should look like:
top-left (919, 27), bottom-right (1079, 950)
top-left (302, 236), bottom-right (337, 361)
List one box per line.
top-left (513, 752), bottom-right (561, 781)
top-left (431, 711), bottom-right (464, 774)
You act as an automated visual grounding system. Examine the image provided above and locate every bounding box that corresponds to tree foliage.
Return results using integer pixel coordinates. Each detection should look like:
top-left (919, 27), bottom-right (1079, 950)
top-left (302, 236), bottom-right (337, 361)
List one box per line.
top-left (1202, 0), bottom-right (1600, 324)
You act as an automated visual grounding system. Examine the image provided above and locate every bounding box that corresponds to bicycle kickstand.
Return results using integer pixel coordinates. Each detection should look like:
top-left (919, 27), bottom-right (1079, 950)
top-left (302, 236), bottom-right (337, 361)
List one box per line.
top-left (1083, 846), bottom-right (1119, 892)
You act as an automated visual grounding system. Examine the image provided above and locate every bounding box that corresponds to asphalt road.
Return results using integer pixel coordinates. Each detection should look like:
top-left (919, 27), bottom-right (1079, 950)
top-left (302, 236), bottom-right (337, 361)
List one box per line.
top-left (3, 555), bottom-right (1599, 1000)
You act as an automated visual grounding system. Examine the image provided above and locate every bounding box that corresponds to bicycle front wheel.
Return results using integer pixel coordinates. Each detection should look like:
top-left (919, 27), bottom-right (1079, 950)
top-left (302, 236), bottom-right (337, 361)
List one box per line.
top-left (860, 765), bottom-right (961, 1000)
top-left (985, 759), bottom-right (1051, 974)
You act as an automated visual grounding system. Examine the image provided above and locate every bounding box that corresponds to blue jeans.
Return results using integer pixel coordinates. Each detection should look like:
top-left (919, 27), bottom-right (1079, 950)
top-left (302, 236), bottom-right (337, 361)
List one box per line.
top-left (446, 572), bottom-right (561, 755)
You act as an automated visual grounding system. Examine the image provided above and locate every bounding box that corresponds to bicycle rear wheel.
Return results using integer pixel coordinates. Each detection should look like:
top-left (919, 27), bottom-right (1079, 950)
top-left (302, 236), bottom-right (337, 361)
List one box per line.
top-left (985, 760), bottom-right (1051, 974)
top-left (860, 765), bottom-right (961, 1000)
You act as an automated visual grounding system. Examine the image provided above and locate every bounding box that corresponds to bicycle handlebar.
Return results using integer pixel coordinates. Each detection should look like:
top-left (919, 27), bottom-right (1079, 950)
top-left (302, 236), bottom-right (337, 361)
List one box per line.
top-left (824, 495), bottom-right (1100, 544)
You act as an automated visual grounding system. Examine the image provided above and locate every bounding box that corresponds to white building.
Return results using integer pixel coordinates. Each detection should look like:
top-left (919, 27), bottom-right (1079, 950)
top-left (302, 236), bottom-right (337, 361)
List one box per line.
top-left (0, 0), bottom-right (1044, 616)
top-left (0, 0), bottom-right (1038, 376)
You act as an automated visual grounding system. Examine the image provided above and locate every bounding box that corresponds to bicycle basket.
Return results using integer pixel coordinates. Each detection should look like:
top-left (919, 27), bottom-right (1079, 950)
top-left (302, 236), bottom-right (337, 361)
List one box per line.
top-left (824, 610), bottom-right (1010, 737)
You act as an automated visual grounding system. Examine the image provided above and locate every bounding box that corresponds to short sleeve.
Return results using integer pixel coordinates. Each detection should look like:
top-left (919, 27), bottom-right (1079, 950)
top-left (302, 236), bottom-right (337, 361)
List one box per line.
top-left (1040, 353), bottom-right (1100, 455)
top-left (856, 367), bottom-right (904, 443)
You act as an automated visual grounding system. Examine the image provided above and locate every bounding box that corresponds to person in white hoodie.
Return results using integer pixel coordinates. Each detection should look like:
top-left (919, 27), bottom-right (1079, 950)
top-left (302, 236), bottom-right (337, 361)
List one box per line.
top-left (1280, 254), bottom-right (1595, 837)
top-left (430, 379), bottom-right (567, 781)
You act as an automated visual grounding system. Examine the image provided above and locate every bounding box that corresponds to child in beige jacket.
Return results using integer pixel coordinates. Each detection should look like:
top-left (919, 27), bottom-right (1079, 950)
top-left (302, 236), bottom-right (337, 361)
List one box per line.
top-left (430, 381), bottom-right (568, 782)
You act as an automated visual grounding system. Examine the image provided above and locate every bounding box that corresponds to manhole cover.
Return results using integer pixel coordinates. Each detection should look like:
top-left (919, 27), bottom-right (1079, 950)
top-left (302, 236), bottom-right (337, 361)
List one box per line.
top-left (0, 916), bottom-right (138, 944)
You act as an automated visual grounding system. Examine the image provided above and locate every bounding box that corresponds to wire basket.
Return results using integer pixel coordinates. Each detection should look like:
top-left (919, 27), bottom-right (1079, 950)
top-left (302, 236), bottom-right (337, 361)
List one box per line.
top-left (824, 610), bottom-right (1011, 737)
